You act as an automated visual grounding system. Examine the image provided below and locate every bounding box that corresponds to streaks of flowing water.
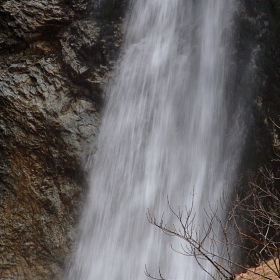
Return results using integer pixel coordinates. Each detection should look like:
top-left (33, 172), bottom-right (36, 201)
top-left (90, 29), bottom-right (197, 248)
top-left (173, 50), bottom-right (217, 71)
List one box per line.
top-left (67, 0), bottom-right (243, 279)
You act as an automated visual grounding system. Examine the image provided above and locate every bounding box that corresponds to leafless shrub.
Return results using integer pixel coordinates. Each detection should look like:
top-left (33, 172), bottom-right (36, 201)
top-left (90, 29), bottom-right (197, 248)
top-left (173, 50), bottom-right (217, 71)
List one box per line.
top-left (146, 123), bottom-right (280, 280)
top-left (231, 169), bottom-right (280, 279)
top-left (146, 173), bottom-right (280, 280)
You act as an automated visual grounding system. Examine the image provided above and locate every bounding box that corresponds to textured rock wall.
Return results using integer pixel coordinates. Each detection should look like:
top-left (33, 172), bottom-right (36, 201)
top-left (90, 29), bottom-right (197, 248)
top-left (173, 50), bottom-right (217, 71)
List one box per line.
top-left (1, 0), bottom-right (280, 279)
top-left (227, 0), bottom-right (280, 270)
top-left (234, 0), bottom-right (280, 183)
top-left (0, 0), bottom-right (124, 279)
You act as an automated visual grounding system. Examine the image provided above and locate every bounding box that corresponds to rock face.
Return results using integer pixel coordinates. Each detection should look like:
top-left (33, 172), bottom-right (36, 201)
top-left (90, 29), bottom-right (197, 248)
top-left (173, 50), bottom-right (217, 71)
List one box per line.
top-left (0, 0), bottom-right (280, 279)
top-left (233, 0), bottom-right (280, 184)
top-left (0, 0), bottom-right (124, 278)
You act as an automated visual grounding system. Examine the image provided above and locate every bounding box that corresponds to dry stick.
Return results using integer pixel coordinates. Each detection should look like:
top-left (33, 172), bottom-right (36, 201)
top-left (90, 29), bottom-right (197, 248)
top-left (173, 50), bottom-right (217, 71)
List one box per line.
top-left (239, 232), bottom-right (277, 252)
top-left (214, 261), bottom-right (233, 277)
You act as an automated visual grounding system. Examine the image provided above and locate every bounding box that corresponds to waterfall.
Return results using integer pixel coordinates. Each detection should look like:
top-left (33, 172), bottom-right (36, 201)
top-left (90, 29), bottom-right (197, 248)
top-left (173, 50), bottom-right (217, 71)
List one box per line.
top-left (67, 0), bottom-right (244, 279)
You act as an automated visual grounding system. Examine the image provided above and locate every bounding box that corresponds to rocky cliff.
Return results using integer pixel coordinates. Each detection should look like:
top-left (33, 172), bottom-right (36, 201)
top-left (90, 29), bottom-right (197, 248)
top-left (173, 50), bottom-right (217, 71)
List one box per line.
top-left (233, 0), bottom-right (280, 187)
top-left (1, 0), bottom-right (280, 279)
top-left (0, 0), bottom-right (124, 279)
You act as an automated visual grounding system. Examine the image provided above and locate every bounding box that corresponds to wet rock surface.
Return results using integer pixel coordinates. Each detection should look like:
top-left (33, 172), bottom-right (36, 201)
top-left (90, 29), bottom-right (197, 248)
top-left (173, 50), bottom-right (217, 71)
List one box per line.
top-left (0, 0), bottom-right (124, 278)
top-left (233, 1), bottom-right (280, 180)
top-left (0, 0), bottom-right (280, 278)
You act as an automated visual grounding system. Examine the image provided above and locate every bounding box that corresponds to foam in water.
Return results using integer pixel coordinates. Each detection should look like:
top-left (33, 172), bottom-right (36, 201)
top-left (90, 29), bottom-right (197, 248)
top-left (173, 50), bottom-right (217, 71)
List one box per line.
top-left (67, 0), bottom-right (243, 279)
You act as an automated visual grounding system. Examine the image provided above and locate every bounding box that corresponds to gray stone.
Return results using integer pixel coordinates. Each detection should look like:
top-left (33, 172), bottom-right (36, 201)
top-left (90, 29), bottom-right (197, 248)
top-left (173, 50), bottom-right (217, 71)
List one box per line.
top-left (0, 0), bottom-right (124, 278)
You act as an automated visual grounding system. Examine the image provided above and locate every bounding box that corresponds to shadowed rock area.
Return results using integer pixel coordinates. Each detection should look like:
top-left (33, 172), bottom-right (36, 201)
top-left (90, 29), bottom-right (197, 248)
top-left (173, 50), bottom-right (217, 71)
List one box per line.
top-left (0, 0), bottom-right (124, 278)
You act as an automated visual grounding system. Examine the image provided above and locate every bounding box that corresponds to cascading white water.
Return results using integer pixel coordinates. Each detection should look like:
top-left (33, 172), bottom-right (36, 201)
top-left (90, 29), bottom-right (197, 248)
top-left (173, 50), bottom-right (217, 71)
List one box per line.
top-left (67, 0), bottom-right (244, 279)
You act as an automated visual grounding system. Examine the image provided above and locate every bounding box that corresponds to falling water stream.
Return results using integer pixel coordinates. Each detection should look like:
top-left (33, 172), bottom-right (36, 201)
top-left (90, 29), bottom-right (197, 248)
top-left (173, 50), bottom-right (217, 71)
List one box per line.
top-left (67, 0), bottom-right (245, 279)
